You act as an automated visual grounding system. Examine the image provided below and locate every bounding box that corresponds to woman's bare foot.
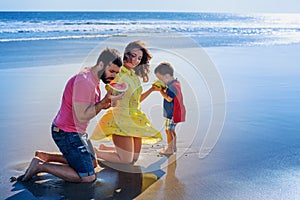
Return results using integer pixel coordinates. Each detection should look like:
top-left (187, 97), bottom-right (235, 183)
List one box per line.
top-left (99, 144), bottom-right (106, 150)
top-left (94, 164), bottom-right (102, 173)
top-left (21, 157), bottom-right (43, 181)
top-left (99, 144), bottom-right (115, 151)
top-left (94, 147), bottom-right (102, 158)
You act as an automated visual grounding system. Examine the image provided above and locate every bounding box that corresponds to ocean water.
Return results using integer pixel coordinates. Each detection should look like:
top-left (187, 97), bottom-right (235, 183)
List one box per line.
top-left (1, 11), bottom-right (300, 70)
top-left (1, 12), bottom-right (300, 46)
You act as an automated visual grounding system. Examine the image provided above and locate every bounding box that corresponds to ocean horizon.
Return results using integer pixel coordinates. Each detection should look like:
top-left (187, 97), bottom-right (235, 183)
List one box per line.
top-left (1, 11), bottom-right (300, 46)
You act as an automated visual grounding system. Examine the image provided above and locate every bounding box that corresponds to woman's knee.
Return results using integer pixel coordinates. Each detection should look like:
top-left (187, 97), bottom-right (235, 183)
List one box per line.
top-left (118, 153), bottom-right (134, 164)
top-left (112, 135), bottom-right (134, 163)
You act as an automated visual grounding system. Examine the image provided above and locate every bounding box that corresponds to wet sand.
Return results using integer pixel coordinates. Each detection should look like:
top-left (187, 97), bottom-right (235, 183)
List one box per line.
top-left (137, 44), bottom-right (300, 199)
top-left (1, 36), bottom-right (300, 199)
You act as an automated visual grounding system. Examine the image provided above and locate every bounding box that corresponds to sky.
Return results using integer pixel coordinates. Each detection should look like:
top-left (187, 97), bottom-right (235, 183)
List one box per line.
top-left (0, 0), bottom-right (299, 13)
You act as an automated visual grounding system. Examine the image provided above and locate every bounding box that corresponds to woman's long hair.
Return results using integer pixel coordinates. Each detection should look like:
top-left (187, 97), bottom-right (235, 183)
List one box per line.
top-left (124, 40), bottom-right (152, 82)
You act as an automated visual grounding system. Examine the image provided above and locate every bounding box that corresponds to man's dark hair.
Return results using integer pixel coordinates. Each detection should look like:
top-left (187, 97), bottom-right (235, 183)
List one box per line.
top-left (154, 62), bottom-right (174, 76)
top-left (96, 48), bottom-right (122, 68)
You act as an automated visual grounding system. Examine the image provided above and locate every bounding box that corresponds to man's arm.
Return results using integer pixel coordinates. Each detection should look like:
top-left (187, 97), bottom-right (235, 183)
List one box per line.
top-left (73, 91), bottom-right (112, 123)
top-left (74, 90), bottom-right (124, 123)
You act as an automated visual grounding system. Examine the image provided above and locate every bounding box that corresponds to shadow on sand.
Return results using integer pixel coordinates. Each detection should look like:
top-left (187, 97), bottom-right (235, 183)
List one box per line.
top-left (8, 157), bottom-right (168, 200)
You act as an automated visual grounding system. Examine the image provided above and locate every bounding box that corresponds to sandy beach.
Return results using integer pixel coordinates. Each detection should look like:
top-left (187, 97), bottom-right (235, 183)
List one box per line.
top-left (1, 33), bottom-right (300, 199)
top-left (137, 44), bottom-right (300, 200)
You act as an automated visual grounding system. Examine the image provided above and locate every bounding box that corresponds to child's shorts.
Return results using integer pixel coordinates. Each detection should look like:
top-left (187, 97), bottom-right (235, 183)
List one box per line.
top-left (51, 124), bottom-right (95, 178)
top-left (165, 118), bottom-right (177, 131)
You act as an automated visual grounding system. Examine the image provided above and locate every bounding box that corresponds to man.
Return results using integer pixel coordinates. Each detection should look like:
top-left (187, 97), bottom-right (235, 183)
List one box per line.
top-left (20, 48), bottom-right (123, 183)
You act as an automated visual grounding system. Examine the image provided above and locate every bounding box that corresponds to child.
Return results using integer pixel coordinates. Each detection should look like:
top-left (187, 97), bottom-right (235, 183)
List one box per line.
top-left (154, 62), bottom-right (186, 155)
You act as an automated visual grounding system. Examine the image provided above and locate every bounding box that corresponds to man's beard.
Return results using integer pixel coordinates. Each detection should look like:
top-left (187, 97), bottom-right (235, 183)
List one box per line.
top-left (98, 68), bottom-right (110, 84)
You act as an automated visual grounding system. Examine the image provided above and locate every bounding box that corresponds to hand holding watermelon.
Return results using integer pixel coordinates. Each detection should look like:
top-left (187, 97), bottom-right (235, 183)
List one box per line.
top-left (152, 80), bottom-right (167, 89)
top-left (105, 82), bottom-right (128, 107)
top-left (105, 82), bottom-right (128, 95)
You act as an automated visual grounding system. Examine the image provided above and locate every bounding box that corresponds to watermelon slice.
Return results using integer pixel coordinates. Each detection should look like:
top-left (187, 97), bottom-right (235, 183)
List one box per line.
top-left (152, 80), bottom-right (167, 89)
top-left (105, 82), bottom-right (128, 95)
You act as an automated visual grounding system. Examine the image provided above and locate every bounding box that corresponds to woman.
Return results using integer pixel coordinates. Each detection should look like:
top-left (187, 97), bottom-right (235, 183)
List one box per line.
top-left (91, 40), bottom-right (162, 164)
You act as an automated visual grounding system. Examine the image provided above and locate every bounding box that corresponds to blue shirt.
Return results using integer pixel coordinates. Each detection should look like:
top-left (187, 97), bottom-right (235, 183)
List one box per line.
top-left (163, 80), bottom-right (178, 119)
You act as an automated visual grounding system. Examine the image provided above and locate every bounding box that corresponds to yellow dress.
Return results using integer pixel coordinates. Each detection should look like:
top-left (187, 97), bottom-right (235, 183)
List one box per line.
top-left (91, 66), bottom-right (162, 144)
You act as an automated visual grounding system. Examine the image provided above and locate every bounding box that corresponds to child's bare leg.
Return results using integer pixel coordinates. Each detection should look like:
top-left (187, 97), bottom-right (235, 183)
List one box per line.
top-left (172, 130), bottom-right (177, 152)
top-left (35, 150), bottom-right (67, 164)
top-left (160, 130), bottom-right (174, 155)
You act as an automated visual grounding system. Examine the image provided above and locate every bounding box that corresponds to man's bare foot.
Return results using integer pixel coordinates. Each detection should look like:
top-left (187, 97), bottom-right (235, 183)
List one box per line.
top-left (21, 157), bottom-right (43, 181)
top-left (35, 150), bottom-right (49, 162)
top-left (16, 175), bottom-right (24, 181)
top-left (159, 148), bottom-right (174, 156)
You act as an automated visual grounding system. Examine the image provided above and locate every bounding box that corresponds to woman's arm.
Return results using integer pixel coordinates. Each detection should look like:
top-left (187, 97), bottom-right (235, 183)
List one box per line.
top-left (140, 87), bottom-right (155, 102)
top-left (140, 85), bottom-right (163, 102)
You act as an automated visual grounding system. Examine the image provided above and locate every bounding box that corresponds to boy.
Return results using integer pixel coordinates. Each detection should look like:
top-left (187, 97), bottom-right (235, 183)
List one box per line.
top-left (154, 62), bottom-right (186, 155)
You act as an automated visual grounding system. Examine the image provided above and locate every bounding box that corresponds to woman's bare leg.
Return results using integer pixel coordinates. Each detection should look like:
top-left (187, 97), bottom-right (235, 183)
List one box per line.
top-left (133, 137), bottom-right (142, 161)
top-left (95, 135), bottom-right (134, 164)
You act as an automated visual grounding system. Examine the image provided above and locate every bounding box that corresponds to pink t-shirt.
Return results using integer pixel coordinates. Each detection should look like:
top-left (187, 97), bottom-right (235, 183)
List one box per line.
top-left (53, 68), bottom-right (101, 133)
